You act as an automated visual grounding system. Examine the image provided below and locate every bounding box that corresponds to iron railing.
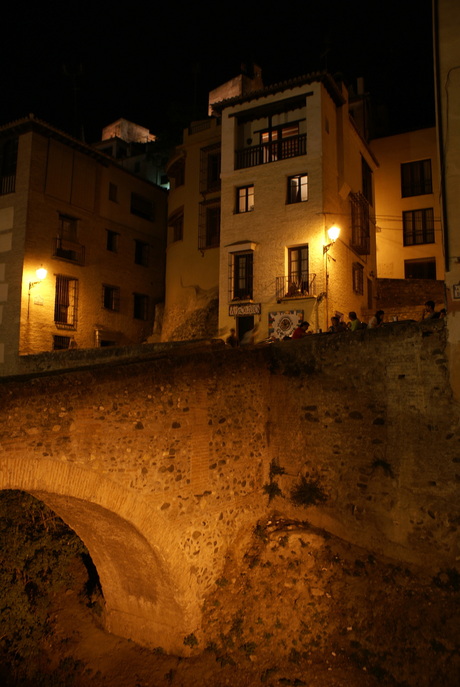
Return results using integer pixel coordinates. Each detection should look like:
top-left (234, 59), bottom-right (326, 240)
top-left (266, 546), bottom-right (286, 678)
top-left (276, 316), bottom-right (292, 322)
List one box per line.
top-left (52, 237), bottom-right (85, 265)
top-left (276, 273), bottom-right (316, 301)
top-left (236, 134), bottom-right (306, 170)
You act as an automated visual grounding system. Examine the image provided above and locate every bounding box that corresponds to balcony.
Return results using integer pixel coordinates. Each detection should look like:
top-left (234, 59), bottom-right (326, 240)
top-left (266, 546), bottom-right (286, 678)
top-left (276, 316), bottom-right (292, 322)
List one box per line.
top-left (276, 273), bottom-right (316, 302)
top-left (236, 134), bottom-right (306, 170)
top-left (52, 238), bottom-right (85, 265)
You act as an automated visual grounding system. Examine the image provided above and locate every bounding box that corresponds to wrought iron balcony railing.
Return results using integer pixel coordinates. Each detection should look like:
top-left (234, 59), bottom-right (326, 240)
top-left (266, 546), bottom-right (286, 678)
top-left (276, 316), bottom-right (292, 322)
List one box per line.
top-left (236, 134), bottom-right (307, 170)
top-left (52, 237), bottom-right (85, 265)
top-left (276, 273), bottom-right (316, 301)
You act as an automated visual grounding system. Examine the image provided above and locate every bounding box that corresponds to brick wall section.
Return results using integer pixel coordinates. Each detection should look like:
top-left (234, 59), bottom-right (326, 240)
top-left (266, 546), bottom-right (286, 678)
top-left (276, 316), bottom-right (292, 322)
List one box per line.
top-left (370, 278), bottom-right (446, 321)
top-left (0, 320), bottom-right (458, 650)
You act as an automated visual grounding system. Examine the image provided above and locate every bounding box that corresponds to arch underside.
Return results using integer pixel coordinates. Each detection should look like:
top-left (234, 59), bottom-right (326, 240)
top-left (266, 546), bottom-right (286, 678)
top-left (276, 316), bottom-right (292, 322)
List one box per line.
top-left (0, 456), bottom-right (199, 653)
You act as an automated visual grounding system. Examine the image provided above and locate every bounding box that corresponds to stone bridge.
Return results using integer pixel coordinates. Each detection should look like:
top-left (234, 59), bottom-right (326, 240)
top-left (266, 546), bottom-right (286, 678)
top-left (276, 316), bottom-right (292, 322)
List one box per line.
top-left (1, 322), bottom-right (458, 653)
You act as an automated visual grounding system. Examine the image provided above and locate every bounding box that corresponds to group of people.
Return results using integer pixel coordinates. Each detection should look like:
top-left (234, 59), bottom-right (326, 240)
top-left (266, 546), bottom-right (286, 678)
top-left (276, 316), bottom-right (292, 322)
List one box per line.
top-left (225, 300), bottom-right (446, 346)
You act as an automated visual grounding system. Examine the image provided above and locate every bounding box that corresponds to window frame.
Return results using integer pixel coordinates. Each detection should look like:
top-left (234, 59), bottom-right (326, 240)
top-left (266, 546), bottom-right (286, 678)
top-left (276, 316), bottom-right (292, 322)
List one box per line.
top-left (198, 201), bottom-right (220, 250)
top-left (236, 185), bottom-right (254, 213)
top-left (401, 159), bottom-right (433, 197)
top-left (54, 274), bottom-right (78, 328)
top-left (133, 292), bottom-right (149, 321)
top-left (106, 229), bottom-right (119, 252)
top-left (130, 192), bottom-right (155, 221)
top-left (352, 262), bottom-right (364, 295)
top-left (402, 208), bottom-right (435, 246)
top-left (134, 239), bottom-right (149, 266)
top-left (168, 207), bottom-right (184, 243)
top-left (287, 174), bottom-right (308, 204)
top-left (102, 284), bottom-right (120, 311)
top-left (230, 251), bottom-right (254, 301)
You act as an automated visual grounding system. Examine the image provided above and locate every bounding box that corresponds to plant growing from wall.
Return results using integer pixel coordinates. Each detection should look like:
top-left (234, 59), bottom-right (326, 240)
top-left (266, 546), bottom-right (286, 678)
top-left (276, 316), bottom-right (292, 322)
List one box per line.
top-left (290, 475), bottom-right (327, 507)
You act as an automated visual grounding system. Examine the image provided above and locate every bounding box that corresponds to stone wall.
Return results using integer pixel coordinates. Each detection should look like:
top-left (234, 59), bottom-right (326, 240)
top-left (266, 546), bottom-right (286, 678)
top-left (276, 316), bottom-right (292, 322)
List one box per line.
top-left (0, 320), bottom-right (458, 651)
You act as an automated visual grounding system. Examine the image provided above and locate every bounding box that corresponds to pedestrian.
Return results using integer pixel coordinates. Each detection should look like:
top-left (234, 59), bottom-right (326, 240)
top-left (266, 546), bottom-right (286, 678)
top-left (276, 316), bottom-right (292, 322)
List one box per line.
top-left (348, 311), bottom-right (362, 331)
top-left (328, 316), bottom-right (347, 333)
top-left (226, 328), bottom-right (239, 347)
top-left (421, 300), bottom-right (439, 320)
top-left (292, 321), bottom-right (310, 339)
top-left (368, 310), bottom-right (384, 328)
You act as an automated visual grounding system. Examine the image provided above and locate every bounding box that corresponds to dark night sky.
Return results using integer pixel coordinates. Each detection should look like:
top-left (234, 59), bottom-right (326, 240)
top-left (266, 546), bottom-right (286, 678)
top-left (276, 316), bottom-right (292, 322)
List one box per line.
top-left (1, 1), bottom-right (435, 145)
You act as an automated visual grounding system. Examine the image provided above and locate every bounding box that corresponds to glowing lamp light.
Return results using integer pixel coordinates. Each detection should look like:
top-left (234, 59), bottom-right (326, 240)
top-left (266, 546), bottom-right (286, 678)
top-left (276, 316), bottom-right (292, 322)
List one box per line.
top-left (327, 225), bottom-right (341, 242)
top-left (29, 266), bottom-right (48, 290)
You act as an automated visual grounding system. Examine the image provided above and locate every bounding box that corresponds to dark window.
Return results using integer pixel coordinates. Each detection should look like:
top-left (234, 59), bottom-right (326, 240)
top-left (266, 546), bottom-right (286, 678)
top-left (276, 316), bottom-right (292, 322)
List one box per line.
top-left (287, 174), bottom-right (308, 204)
top-left (350, 192), bottom-right (370, 254)
top-left (288, 245), bottom-right (309, 293)
top-left (0, 137), bottom-right (18, 195)
top-left (236, 185), bottom-right (254, 213)
top-left (54, 275), bottom-right (78, 327)
top-left (352, 262), bottom-right (364, 294)
top-left (168, 157), bottom-right (185, 189)
top-left (403, 208), bottom-right (435, 245)
top-left (134, 240), bottom-right (149, 266)
top-left (362, 157), bottom-right (373, 205)
top-left (109, 182), bottom-right (118, 202)
top-left (53, 215), bottom-right (84, 263)
top-left (198, 201), bottom-right (220, 249)
top-left (102, 284), bottom-right (120, 311)
top-left (53, 335), bottom-right (71, 350)
top-left (404, 258), bottom-right (436, 279)
top-left (200, 144), bottom-right (221, 193)
top-left (233, 252), bottom-right (253, 300)
top-left (168, 207), bottom-right (184, 242)
top-left (130, 193), bottom-right (154, 220)
top-left (100, 339), bottom-right (117, 347)
top-left (133, 293), bottom-right (149, 320)
top-left (401, 159), bottom-right (432, 197)
top-left (106, 230), bottom-right (119, 252)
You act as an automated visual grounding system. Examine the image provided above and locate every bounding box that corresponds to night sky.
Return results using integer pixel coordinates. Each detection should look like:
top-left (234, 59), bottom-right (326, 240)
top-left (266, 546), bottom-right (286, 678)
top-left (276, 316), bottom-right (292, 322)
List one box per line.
top-left (1, 0), bottom-right (435, 145)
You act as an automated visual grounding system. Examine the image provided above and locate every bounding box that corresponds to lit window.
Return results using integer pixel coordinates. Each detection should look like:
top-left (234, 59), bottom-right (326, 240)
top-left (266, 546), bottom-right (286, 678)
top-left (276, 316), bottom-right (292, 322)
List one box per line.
top-left (54, 275), bottom-right (78, 328)
top-left (102, 285), bottom-right (120, 311)
top-left (403, 208), bottom-right (435, 245)
top-left (236, 185), bottom-right (254, 213)
top-left (401, 160), bottom-right (432, 197)
top-left (288, 245), bottom-right (309, 293)
top-left (287, 174), bottom-right (308, 204)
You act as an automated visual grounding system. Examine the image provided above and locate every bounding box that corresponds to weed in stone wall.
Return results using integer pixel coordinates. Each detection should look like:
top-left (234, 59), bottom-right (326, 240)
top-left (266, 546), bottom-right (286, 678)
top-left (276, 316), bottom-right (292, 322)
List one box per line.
top-left (183, 632), bottom-right (198, 648)
top-left (371, 458), bottom-right (395, 478)
top-left (290, 476), bottom-right (327, 507)
top-left (269, 458), bottom-right (286, 479)
top-left (263, 481), bottom-right (283, 502)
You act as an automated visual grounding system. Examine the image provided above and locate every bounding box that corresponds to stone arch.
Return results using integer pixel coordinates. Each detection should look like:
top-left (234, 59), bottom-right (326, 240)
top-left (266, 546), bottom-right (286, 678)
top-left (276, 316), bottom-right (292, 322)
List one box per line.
top-left (0, 456), bottom-right (200, 653)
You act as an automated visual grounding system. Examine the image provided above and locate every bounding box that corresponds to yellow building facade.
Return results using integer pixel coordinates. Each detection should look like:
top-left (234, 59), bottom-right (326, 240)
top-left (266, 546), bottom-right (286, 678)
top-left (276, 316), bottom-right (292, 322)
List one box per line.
top-left (0, 116), bottom-right (167, 375)
top-left (371, 128), bottom-right (443, 281)
top-left (164, 72), bottom-right (378, 342)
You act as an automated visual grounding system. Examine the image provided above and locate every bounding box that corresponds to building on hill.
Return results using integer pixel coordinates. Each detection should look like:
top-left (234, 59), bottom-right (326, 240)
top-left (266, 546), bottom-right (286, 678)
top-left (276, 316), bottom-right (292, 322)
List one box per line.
top-left (371, 128), bottom-right (444, 282)
top-left (0, 115), bottom-right (167, 376)
top-left (93, 118), bottom-right (167, 188)
top-left (163, 69), bottom-right (378, 342)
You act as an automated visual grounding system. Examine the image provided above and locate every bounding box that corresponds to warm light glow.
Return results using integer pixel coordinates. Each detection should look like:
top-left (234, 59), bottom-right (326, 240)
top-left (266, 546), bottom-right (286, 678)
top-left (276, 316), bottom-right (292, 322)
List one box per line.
top-left (36, 267), bottom-right (47, 281)
top-left (327, 225), bottom-right (341, 242)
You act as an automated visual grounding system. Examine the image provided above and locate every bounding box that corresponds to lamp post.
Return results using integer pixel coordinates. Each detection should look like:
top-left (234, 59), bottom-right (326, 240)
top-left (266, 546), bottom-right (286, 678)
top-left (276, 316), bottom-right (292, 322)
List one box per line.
top-left (27, 267), bottom-right (47, 318)
top-left (323, 225), bottom-right (340, 329)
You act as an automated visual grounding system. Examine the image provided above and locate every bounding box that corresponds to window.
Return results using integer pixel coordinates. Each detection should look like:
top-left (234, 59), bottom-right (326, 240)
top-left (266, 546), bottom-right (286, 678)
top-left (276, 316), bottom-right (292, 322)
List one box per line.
top-left (0, 137), bottom-right (18, 195)
top-left (403, 208), bottom-right (435, 245)
top-left (102, 284), bottom-right (120, 311)
top-left (362, 157), bottom-right (373, 205)
top-left (168, 157), bottom-right (185, 189)
top-left (134, 240), bottom-right (149, 266)
top-left (109, 182), bottom-right (118, 202)
top-left (352, 262), bottom-right (364, 294)
top-left (168, 207), bottom-right (184, 242)
top-left (198, 201), bottom-right (220, 249)
top-left (350, 192), bottom-right (370, 254)
top-left (232, 252), bottom-right (253, 300)
top-left (287, 174), bottom-right (308, 204)
top-left (54, 275), bottom-right (78, 327)
top-left (133, 293), bottom-right (149, 320)
top-left (288, 245), bottom-right (309, 293)
top-left (261, 123), bottom-right (301, 162)
top-left (53, 335), bottom-right (71, 350)
top-left (54, 215), bottom-right (84, 263)
top-left (404, 258), bottom-right (436, 279)
top-left (200, 144), bottom-right (221, 193)
top-left (106, 230), bottom-right (119, 252)
top-left (236, 186), bottom-right (254, 213)
top-left (130, 193), bottom-right (154, 220)
top-left (401, 160), bottom-right (432, 197)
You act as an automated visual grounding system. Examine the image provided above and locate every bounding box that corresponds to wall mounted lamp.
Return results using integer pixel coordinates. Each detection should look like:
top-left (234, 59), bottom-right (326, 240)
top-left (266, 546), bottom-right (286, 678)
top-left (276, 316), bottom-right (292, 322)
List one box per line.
top-left (323, 225), bottom-right (341, 254)
top-left (29, 267), bottom-right (48, 290)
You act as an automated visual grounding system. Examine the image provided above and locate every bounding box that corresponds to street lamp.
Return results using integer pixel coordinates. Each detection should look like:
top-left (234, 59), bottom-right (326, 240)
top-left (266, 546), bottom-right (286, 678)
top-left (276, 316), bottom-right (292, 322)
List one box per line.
top-left (323, 225), bottom-right (341, 253)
